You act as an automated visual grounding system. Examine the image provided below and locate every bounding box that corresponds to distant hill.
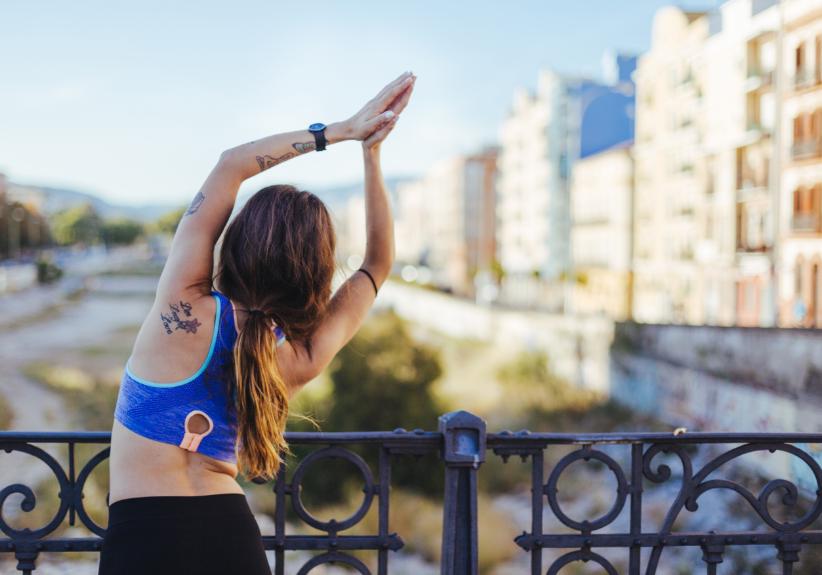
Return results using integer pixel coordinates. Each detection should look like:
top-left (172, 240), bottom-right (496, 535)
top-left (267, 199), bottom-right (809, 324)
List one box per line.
top-left (7, 182), bottom-right (176, 222)
top-left (6, 174), bottom-right (420, 223)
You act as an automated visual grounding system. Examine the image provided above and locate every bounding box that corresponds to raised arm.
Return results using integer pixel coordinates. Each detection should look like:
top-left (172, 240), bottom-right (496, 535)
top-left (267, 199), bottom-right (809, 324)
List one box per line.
top-left (155, 71), bottom-right (415, 302)
top-left (291, 72), bottom-right (416, 390)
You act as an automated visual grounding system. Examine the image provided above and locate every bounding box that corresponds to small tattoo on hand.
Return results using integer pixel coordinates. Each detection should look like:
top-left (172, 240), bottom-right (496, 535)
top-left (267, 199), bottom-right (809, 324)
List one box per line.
top-left (161, 300), bottom-right (202, 335)
top-left (185, 191), bottom-right (205, 215)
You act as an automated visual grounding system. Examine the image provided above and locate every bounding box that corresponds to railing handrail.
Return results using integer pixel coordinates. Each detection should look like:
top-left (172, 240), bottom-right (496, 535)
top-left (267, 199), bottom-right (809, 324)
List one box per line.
top-left (3, 415), bottom-right (822, 574)
top-left (4, 428), bottom-right (822, 444)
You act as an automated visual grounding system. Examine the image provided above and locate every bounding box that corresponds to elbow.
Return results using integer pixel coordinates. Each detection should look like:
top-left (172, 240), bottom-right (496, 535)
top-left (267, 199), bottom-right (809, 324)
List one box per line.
top-left (215, 148), bottom-right (247, 182)
top-left (217, 148), bottom-right (238, 170)
top-left (363, 258), bottom-right (393, 286)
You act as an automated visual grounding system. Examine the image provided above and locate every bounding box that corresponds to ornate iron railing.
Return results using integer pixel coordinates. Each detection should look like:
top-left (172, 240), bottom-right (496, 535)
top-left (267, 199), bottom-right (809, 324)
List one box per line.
top-left (1, 411), bottom-right (822, 574)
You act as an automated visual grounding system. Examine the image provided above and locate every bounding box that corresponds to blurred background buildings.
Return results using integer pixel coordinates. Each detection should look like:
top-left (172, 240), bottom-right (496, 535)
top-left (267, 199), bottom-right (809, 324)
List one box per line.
top-left (333, 0), bottom-right (822, 330)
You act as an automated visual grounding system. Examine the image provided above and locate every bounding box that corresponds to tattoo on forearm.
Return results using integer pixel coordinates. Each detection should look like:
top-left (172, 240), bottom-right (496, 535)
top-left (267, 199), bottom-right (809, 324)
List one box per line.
top-left (292, 141), bottom-right (316, 154)
top-left (160, 300), bottom-right (202, 335)
top-left (255, 141), bottom-right (317, 172)
top-left (256, 152), bottom-right (296, 171)
top-left (185, 191), bottom-right (205, 215)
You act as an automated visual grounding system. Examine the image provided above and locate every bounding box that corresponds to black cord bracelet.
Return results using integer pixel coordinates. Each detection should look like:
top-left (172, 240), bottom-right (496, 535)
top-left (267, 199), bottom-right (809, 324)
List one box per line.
top-left (358, 267), bottom-right (379, 296)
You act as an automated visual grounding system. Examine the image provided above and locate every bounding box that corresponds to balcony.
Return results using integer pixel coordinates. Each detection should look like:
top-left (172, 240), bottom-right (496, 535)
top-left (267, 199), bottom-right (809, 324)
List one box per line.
top-left (736, 239), bottom-right (771, 253)
top-left (745, 120), bottom-right (771, 139)
top-left (3, 414), bottom-right (822, 573)
top-left (792, 140), bottom-right (822, 161)
top-left (792, 213), bottom-right (822, 233)
top-left (745, 67), bottom-right (774, 92)
top-left (737, 173), bottom-right (770, 194)
top-left (794, 69), bottom-right (821, 91)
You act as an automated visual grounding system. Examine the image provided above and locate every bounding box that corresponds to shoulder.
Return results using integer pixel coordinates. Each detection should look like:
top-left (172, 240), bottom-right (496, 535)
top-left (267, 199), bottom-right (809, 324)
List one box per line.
top-left (152, 288), bottom-right (218, 336)
top-left (129, 288), bottom-right (220, 382)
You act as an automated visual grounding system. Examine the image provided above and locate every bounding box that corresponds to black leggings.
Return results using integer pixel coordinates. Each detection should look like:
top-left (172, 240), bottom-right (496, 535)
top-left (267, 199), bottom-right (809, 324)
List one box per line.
top-left (98, 493), bottom-right (270, 575)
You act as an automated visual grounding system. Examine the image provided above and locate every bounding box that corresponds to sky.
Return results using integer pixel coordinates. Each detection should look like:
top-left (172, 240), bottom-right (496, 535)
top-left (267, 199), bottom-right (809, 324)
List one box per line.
top-left (0, 0), bottom-right (720, 207)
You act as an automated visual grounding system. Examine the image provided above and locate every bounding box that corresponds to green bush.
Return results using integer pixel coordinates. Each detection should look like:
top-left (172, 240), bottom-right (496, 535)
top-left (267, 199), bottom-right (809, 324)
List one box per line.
top-left (102, 218), bottom-right (144, 246)
top-left (288, 308), bottom-right (446, 508)
top-left (496, 349), bottom-right (598, 418)
top-left (152, 206), bottom-right (187, 235)
top-left (35, 255), bottom-right (63, 284)
top-left (50, 203), bottom-right (103, 246)
top-left (0, 394), bottom-right (14, 430)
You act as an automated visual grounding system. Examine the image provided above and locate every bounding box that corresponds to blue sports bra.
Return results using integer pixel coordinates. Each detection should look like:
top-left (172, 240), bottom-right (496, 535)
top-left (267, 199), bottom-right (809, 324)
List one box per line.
top-left (114, 290), bottom-right (287, 463)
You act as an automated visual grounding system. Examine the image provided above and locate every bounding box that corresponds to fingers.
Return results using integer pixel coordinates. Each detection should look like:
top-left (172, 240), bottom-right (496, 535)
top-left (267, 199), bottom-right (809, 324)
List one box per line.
top-left (382, 74), bottom-right (415, 107)
top-left (387, 78), bottom-right (415, 115)
top-left (364, 114), bottom-right (400, 148)
top-left (362, 109), bottom-right (397, 135)
top-left (355, 71), bottom-right (415, 144)
top-left (376, 70), bottom-right (413, 101)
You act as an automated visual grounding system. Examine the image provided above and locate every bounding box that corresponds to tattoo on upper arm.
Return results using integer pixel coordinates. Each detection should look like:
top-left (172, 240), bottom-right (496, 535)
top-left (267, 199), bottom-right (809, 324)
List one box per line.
top-left (185, 191), bottom-right (205, 216)
top-left (160, 300), bottom-right (202, 335)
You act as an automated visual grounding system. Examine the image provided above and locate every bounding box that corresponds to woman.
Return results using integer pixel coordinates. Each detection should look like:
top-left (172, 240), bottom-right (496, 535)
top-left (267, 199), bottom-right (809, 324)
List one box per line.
top-left (98, 71), bottom-right (416, 575)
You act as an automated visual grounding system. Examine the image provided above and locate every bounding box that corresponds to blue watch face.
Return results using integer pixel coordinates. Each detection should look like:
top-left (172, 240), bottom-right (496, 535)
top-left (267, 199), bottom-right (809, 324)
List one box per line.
top-left (308, 122), bottom-right (326, 132)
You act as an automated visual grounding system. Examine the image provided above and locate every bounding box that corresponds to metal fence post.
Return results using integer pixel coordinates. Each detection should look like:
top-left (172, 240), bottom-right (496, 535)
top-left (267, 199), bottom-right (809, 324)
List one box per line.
top-left (439, 410), bottom-right (486, 575)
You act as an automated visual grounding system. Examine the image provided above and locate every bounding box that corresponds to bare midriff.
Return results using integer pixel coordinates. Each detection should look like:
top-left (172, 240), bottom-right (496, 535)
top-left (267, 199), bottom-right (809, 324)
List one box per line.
top-left (108, 298), bottom-right (304, 504)
top-left (108, 420), bottom-right (243, 504)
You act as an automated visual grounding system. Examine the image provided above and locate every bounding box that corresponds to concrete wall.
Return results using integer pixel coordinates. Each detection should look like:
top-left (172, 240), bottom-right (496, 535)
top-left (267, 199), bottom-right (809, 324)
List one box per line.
top-left (0, 264), bottom-right (36, 294)
top-left (371, 279), bottom-right (614, 394)
top-left (610, 321), bottom-right (822, 492)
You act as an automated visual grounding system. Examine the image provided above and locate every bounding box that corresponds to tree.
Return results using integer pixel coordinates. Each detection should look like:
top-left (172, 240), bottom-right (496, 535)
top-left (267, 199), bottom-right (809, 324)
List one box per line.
top-left (153, 206), bottom-right (186, 235)
top-left (495, 349), bottom-right (598, 427)
top-left (102, 218), bottom-right (144, 246)
top-left (50, 203), bottom-right (103, 246)
top-left (289, 308), bottom-right (446, 506)
top-left (489, 257), bottom-right (505, 283)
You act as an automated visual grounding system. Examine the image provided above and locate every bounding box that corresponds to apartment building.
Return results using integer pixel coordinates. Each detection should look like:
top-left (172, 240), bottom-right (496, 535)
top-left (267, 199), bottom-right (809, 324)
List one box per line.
top-left (570, 144), bottom-right (634, 319)
top-left (394, 147), bottom-right (498, 297)
top-left (496, 70), bottom-right (576, 308)
top-left (779, 0), bottom-right (822, 326)
top-left (633, 7), bottom-right (712, 324)
top-left (498, 56), bottom-right (636, 310)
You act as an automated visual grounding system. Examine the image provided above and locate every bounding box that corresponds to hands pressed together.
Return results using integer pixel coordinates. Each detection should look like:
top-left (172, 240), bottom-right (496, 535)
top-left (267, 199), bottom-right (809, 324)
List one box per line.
top-left (338, 70), bottom-right (417, 151)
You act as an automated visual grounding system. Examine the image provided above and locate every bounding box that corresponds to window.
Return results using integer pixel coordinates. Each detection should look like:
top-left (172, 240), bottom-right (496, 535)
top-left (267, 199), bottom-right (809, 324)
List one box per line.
top-left (794, 115), bottom-right (804, 142)
top-left (816, 36), bottom-right (822, 84)
top-left (736, 203), bottom-right (745, 248)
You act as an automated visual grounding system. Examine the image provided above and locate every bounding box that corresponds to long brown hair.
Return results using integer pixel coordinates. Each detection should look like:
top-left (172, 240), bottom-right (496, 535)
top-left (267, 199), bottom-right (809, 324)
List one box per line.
top-left (214, 184), bottom-right (336, 480)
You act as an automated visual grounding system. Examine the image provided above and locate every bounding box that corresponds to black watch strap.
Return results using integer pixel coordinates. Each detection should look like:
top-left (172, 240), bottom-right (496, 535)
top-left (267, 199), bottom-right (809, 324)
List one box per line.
top-left (312, 127), bottom-right (327, 152)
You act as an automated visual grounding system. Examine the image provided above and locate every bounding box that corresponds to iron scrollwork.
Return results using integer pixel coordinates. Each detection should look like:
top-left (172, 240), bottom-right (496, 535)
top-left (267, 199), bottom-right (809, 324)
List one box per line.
top-left (498, 433), bottom-right (822, 575)
top-left (2, 424), bottom-right (822, 574)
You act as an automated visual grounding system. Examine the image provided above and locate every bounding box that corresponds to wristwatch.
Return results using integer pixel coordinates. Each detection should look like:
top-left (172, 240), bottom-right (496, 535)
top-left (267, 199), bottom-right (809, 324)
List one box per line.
top-left (308, 123), bottom-right (328, 151)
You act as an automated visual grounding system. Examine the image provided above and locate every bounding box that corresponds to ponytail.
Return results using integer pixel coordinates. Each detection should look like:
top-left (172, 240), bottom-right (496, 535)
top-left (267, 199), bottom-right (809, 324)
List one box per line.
top-left (233, 312), bottom-right (292, 480)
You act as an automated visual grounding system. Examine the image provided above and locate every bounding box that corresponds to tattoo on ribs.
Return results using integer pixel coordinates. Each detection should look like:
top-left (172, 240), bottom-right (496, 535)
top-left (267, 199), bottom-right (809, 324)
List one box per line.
top-left (160, 300), bottom-right (202, 335)
top-left (256, 152), bottom-right (296, 171)
top-left (185, 191), bottom-right (205, 215)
